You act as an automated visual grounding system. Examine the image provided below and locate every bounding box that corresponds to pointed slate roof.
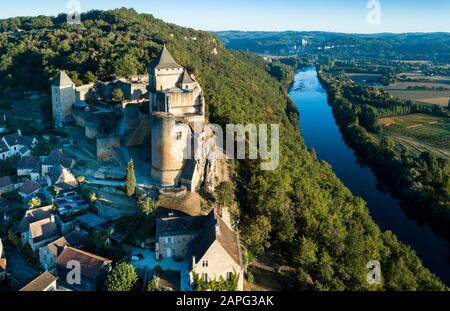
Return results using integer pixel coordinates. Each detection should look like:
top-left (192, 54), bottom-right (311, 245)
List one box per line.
top-left (52, 71), bottom-right (74, 87)
top-left (151, 45), bottom-right (182, 70)
top-left (180, 69), bottom-right (194, 84)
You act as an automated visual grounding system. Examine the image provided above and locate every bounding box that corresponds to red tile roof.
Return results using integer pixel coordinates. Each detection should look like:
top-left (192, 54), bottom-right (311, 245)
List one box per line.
top-left (56, 247), bottom-right (111, 279)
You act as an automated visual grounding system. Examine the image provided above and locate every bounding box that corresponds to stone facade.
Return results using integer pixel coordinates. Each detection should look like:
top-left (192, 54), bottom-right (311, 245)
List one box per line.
top-left (149, 45), bottom-right (214, 190)
top-left (51, 71), bottom-right (76, 128)
top-left (157, 233), bottom-right (198, 260)
top-left (190, 240), bottom-right (244, 291)
top-left (96, 135), bottom-right (121, 161)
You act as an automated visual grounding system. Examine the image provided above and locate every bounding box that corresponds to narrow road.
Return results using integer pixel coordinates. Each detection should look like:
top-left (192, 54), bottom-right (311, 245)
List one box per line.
top-left (5, 246), bottom-right (40, 288)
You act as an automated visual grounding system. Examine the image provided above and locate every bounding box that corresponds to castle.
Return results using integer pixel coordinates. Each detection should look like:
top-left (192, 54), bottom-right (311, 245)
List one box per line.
top-left (51, 45), bottom-right (217, 192)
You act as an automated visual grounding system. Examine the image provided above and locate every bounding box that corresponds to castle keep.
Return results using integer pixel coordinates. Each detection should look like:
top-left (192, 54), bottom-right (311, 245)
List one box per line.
top-left (51, 45), bottom-right (217, 192)
top-left (148, 45), bottom-right (207, 189)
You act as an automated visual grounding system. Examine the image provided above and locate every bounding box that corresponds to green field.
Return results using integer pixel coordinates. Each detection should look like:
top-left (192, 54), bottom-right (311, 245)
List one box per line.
top-left (380, 113), bottom-right (450, 159)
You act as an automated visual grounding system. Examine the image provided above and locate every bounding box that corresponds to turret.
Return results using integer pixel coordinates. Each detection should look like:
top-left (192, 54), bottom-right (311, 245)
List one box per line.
top-left (51, 71), bottom-right (76, 128)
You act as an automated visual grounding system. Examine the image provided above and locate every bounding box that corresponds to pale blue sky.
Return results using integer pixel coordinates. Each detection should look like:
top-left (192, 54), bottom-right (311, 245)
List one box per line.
top-left (0, 0), bottom-right (449, 33)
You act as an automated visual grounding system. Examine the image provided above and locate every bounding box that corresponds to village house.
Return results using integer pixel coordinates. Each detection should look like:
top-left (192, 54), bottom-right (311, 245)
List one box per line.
top-left (19, 271), bottom-right (58, 291)
top-left (17, 156), bottom-right (40, 177)
top-left (188, 210), bottom-right (244, 290)
top-left (27, 216), bottom-right (59, 252)
top-left (18, 179), bottom-right (42, 200)
top-left (155, 208), bottom-right (244, 290)
top-left (14, 205), bottom-right (54, 246)
top-left (56, 247), bottom-right (112, 291)
top-left (155, 214), bottom-right (209, 260)
top-left (42, 149), bottom-right (76, 173)
top-left (16, 149), bottom-right (77, 190)
top-left (1, 130), bottom-right (38, 158)
top-left (47, 165), bottom-right (79, 194)
top-left (39, 230), bottom-right (89, 272)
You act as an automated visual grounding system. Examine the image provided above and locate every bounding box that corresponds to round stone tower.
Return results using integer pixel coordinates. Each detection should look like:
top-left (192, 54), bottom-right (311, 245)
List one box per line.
top-left (151, 112), bottom-right (190, 188)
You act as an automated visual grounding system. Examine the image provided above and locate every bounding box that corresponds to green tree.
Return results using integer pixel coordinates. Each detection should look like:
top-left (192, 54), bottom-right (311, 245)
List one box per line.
top-left (112, 88), bottom-right (124, 102)
top-left (137, 193), bottom-right (156, 215)
top-left (216, 181), bottom-right (234, 208)
top-left (105, 262), bottom-right (138, 291)
top-left (28, 196), bottom-right (42, 209)
top-left (125, 159), bottom-right (136, 197)
top-left (84, 71), bottom-right (98, 83)
top-left (7, 228), bottom-right (19, 248)
top-left (87, 191), bottom-right (97, 203)
top-left (147, 278), bottom-right (159, 291)
top-left (242, 215), bottom-right (272, 255)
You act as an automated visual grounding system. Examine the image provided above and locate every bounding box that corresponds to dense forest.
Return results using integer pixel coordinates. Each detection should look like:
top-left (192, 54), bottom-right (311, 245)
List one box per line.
top-left (318, 70), bottom-right (450, 233)
top-left (0, 8), bottom-right (446, 290)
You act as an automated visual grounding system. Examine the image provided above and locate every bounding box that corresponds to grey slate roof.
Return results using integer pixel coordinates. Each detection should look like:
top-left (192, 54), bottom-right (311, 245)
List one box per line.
top-left (0, 176), bottom-right (12, 188)
top-left (156, 214), bottom-right (209, 238)
top-left (43, 149), bottom-right (75, 168)
top-left (188, 209), bottom-right (242, 268)
top-left (19, 179), bottom-right (41, 195)
top-left (180, 69), bottom-right (194, 84)
top-left (14, 205), bottom-right (53, 233)
top-left (52, 71), bottom-right (74, 87)
top-left (75, 213), bottom-right (108, 228)
top-left (3, 133), bottom-right (35, 147)
top-left (0, 141), bottom-right (8, 153)
top-left (17, 156), bottom-right (39, 170)
top-left (151, 45), bottom-right (182, 70)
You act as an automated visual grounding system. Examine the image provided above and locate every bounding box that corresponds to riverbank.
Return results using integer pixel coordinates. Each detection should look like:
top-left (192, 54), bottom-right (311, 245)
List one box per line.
top-left (317, 70), bottom-right (450, 236)
top-left (290, 67), bottom-right (449, 284)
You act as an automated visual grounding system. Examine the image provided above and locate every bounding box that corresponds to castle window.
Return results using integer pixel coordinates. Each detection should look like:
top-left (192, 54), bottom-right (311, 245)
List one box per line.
top-left (176, 132), bottom-right (182, 140)
top-left (202, 260), bottom-right (208, 268)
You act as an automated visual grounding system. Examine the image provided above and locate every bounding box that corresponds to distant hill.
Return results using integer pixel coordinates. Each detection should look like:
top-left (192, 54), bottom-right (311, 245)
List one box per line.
top-left (0, 8), bottom-right (446, 290)
top-left (215, 31), bottom-right (450, 62)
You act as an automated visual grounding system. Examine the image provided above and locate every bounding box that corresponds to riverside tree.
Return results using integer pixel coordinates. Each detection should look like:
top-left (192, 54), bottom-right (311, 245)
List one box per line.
top-left (125, 159), bottom-right (136, 197)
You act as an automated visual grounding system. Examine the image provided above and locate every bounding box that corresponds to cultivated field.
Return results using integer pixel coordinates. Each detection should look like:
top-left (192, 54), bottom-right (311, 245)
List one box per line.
top-left (380, 113), bottom-right (450, 159)
top-left (381, 89), bottom-right (450, 107)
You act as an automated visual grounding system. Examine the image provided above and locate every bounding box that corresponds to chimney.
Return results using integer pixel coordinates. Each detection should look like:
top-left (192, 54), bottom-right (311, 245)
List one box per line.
top-left (17, 129), bottom-right (22, 136)
top-left (215, 219), bottom-right (220, 235)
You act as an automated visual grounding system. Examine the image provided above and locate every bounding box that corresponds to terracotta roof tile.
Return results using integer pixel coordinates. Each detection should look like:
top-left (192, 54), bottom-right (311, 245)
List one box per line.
top-left (20, 271), bottom-right (57, 291)
top-left (56, 247), bottom-right (111, 279)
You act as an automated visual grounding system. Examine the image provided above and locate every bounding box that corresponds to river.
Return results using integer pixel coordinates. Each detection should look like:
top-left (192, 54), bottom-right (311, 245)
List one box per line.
top-left (289, 67), bottom-right (450, 285)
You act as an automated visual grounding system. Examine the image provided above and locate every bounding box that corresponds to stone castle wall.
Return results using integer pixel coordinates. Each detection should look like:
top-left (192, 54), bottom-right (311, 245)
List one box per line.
top-left (96, 134), bottom-right (121, 161)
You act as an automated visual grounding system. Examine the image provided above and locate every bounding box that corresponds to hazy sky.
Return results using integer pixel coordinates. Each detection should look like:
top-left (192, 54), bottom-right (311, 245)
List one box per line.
top-left (0, 0), bottom-right (449, 33)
